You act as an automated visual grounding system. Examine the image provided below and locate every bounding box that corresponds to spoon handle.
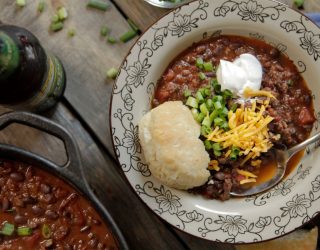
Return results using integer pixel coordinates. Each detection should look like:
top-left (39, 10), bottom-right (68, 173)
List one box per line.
top-left (288, 131), bottom-right (320, 157)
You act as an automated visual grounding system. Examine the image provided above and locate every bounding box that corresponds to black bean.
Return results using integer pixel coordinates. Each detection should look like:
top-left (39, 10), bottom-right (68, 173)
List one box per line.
top-left (14, 214), bottom-right (27, 224)
top-left (40, 183), bottom-right (51, 194)
top-left (45, 210), bottom-right (59, 220)
top-left (42, 194), bottom-right (56, 204)
top-left (32, 205), bottom-right (45, 216)
top-left (1, 197), bottom-right (10, 211)
top-left (9, 172), bottom-right (25, 182)
top-left (22, 196), bottom-right (37, 205)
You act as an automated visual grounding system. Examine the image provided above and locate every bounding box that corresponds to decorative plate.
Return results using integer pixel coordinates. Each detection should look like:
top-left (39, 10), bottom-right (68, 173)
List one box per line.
top-left (110, 0), bottom-right (320, 243)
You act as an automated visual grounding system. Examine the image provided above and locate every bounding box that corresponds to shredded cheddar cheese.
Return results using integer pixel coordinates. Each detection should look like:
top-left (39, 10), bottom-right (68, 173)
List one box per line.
top-left (243, 87), bottom-right (275, 99)
top-left (208, 160), bottom-right (220, 171)
top-left (207, 98), bottom-right (274, 163)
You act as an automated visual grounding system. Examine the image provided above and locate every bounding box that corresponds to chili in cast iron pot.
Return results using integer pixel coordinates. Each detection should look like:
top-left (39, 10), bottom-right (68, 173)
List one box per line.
top-left (0, 111), bottom-right (128, 250)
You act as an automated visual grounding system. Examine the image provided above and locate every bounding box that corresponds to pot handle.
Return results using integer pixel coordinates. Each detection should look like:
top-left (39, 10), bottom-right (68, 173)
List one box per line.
top-left (0, 111), bottom-right (81, 170)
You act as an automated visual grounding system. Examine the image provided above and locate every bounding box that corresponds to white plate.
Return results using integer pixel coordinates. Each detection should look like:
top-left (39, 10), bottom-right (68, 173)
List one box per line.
top-left (110, 0), bottom-right (320, 243)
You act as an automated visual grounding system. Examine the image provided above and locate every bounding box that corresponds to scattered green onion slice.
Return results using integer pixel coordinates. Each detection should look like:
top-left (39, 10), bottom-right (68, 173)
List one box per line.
top-left (50, 22), bottom-right (64, 32)
top-left (212, 143), bottom-right (221, 151)
top-left (1, 222), bottom-right (15, 236)
top-left (42, 224), bottom-right (51, 239)
top-left (202, 116), bottom-right (212, 128)
top-left (186, 96), bottom-right (198, 109)
top-left (196, 113), bottom-right (205, 123)
top-left (16, 0), bottom-right (26, 7)
top-left (87, 0), bottom-right (110, 11)
top-left (231, 103), bottom-right (238, 112)
top-left (100, 26), bottom-right (109, 37)
top-left (195, 91), bottom-right (204, 103)
top-left (17, 226), bottom-right (32, 236)
top-left (201, 125), bottom-right (212, 136)
top-left (294, 0), bottom-right (304, 8)
top-left (195, 57), bottom-right (204, 69)
top-left (120, 29), bottom-right (137, 43)
top-left (107, 36), bottom-right (117, 44)
top-left (214, 117), bottom-right (224, 126)
top-left (203, 62), bottom-right (213, 72)
top-left (199, 72), bottom-right (206, 80)
top-left (222, 89), bottom-right (233, 100)
top-left (57, 7), bottom-right (68, 21)
top-left (230, 146), bottom-right (240, 160)
top-left (209, 109), bottom-right (219, 122)
top-left (51, 14), bottom-right (59, 23)
top-left (213, 101), bottom-right (222, 110)
top-left (183, 89), bottom-right (191, 98)
top-left (37, 0), bottom-right (45, 12)
top-left (106, 67), bottom-right (118, 80)
top-left (200, 103), bottom-right (208, 115)
top-left (191, 108), bottom-right (199, 120)
top-left (68, 29), bottom-right (76, 37)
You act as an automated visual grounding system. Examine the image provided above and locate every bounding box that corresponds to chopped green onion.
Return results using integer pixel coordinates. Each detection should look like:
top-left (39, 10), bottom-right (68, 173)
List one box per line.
top-left (203, 62), bottom-right (213, 72)
top-left (214, 149), bottom-right (222, 157)
top-left (50, 22), bottom-right (64, 32)
top-left (51, 14), bottom-right (59, 23)
top-left (106, 67), bottom-right (118, 80)
top-left (186, 96), bottom-right (198, 109)
top-left (209, 109), bottom-right (219, 122)
top-left (203, 87), bottom-right (211, 97)
top-left (211, 79), bottom-right (221, 93)
top-left (201, 125), bottom-right (212, 136)
top-left (195, 57), bottom-right (204, 69)
top-left (212, 143), bottom-right (221, 151)
top-left (206, 99), bottom-right (213, 110)
top-left (214, 101), bottom-right (222, 110)
top-left (183, 89), bottom-right (191, 98)
top-left (231, 103), bottom-right (238, 112)
top-left (127, 19), bottom-right (139, 32)
top-left (196, 113), bottom-right (205, 123)
top-left (107, 36), bottom-right (117, 44)
top-left (195, 91), bottom-right (204, 103)
top-left (202, 116), bottom-right (212, 128)
top-left (287, 79), bottom-right (293, 86)
top-left (37, 0), bottom-right (45, 12)
top-left (199, 72), bottom-right (206, 80)
top-left (0, 222), bottom-right (15, 236)
top-left (16, 0), bottom-right (26, 7)
top-left (100, 26), bottom-right (109, 37)
top-left (230, 146), bottom-right (240, 160)
top-left (191, 108), bottom-right (199, 120)
top-left (57, 7), bottom-right (68, 21)
top-left (212, 95), bottom-right (223, 103)
top-left (220, 121), bottom-right (229, 131)
top-left (87, 0), bottom-right (110, 11)
top-left (17, 226), bottom-right (32, 236)
top-left (214, 117), bottom-right (224, 126)
top-left (222, 89), bottom-right (233, 100)
top-left (294, 0), bottom-right (304, 8)
top-left (42, 224), bottom-right (51, 239)
top-left (204, 140), bottom-right (212, 150)
top-left (68, 29), bottom-right (76, 37)
top-left (120, 29), bottom-right (137, 43)
top-left (220, 107), bottom-right (229, 117)
top-left (200, 103), bottom-right (209, 115)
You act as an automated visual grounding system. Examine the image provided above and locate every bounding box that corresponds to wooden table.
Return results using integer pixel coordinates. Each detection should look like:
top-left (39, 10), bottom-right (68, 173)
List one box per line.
top-left (0, 0), bottom-right (318, 249)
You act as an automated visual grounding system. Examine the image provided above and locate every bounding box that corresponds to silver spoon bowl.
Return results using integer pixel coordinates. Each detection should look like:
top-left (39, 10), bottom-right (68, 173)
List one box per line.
top-left (230, 131), bottom-right (320, 197)
top-left (144, 0), bottom-right (193, 9)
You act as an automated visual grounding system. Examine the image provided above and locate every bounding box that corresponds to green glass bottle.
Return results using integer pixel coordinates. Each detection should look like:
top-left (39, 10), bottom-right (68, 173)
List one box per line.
top-left (0, 24), bottom-right (66, 112)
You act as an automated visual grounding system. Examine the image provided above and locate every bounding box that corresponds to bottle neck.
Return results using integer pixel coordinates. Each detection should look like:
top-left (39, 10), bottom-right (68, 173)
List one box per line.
top-left (0, 31), bottom-right (20, 80)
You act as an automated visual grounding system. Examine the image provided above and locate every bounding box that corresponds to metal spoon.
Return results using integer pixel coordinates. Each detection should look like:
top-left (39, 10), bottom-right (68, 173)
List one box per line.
top-left (230, 131), bottom-right (320, 197)
top-left (144, 0), bottom-right (193, 9)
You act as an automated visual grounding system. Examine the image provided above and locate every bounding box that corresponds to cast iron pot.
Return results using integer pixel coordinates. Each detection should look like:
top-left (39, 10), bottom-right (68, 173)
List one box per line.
top-left (0, 111), bottom-right (129, 250)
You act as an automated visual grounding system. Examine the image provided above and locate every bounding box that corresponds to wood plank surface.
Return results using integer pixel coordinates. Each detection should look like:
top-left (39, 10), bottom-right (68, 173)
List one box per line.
top-left (0, 0), bottom-right (136, 153)
top-left (0, 104), bottom-right (186, 250)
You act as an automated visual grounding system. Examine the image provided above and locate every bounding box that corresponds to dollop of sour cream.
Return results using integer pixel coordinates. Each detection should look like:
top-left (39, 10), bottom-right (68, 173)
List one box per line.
top-left (216, 54), bottom-right (262, 97)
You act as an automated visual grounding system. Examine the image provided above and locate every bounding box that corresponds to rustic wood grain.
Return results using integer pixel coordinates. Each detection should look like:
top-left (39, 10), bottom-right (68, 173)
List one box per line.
top-left (0, 0), bottom-right (137, 152)
top-left (0, 104), bottom-right (186, 250)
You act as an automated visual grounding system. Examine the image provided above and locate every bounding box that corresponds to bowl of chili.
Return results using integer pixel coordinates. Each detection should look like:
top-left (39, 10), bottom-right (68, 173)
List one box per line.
top-left (110, 0), bottom-right (320, 243)
top-left (0, 111), bottom-right (128, 249)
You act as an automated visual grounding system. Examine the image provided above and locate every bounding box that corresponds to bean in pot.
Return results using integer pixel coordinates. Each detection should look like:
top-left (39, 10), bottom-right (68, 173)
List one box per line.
top-left (14, 214), bottom-right (27, 224)
top-left (45, 210), bottom-right (59, 220)
top-left (10, 172), bottom-right (25, 182)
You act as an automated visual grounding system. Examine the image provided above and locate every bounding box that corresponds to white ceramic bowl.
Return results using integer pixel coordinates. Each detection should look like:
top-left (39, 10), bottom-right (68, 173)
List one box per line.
top-left (110, 0), bottom-right (320, 243)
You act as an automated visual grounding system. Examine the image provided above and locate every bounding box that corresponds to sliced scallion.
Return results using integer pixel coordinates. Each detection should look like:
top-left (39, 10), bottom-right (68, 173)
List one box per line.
top-left (230, 146), bottom-right (240, 160)
top-left (200, 103), bottom-right (208, 115)
top-left (127, 19), bottom-right (139, 32)
top-left (107, 36), bottom-right (117, 44)
top-left (203, 62), bottom-right (213, 72)
top-left (100, 26), bottom-right (109, 37)
top-left (87, 0), bottom-right (110, 11)
top-left (51, 14), bottom-right (59, 23)
top-left (191, 108), bottom-right (199, 120)
top-left (41, 224), bottom-right (51, 239)
top-left (213, 101), bottom-right (222, 110)
top-left (50, 22), bottom-right (64, 32)
top-left (199, 72), bottom-right (206, 80)
top-left (183, 89), bottom-right (191, 98)
top-left (106, 67), bottom-right (118, 80)
top-left (196, 113), bottom-right (205, 123)
top-left (195, 57), bottom-right (204, 69)
top-left (120, 29), bottom-right (137, 43)
top-left (68, 29), bottom-right (76, 37)
top-left (231, 103), bottom-right (238, 112)
top-left (16, 0), bottom-right (26, 7)
top-left (37, 0), bottom-right (45, 12)
top-left (186, 96), bottom-right (198, 109)
top-left (214, 117), bottom-right (224, 126)
top-left (204, 140), bottom-right (212, 150)
top-left (209, 109), bottom-right (219, 122)
top-left (222, 89), bottom-right (233, 100)
top-left (195, 91), bottom-right (204, 103)
top-left (201, 125), bottom-right (212, 136)
top-left (17, 226), bottom-right (32, 236)
top-left (57, 7), bottom-right (68, 21)
top-left (202, 116), bottom-right (212, 128)
top-left (206, 99), bottom-right (213, 110)
top-left (0, 222), bottom-right (15, 236)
